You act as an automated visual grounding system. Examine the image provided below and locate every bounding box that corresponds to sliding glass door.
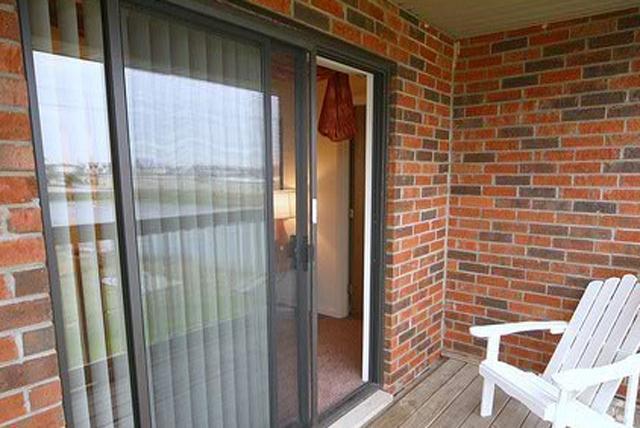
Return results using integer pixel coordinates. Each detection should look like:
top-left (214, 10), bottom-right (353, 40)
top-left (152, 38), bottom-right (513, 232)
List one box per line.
top-left (118, 5), bottom-right (311, 427)
top-left (24, 0), bottom-right (312, 425)
top-left (121, 7), bottom-right (272, 427)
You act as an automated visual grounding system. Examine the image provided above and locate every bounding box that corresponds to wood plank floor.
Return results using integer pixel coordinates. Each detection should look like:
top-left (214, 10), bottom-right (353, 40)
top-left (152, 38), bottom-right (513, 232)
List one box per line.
top-left (369, 357), bottom-right (639, 428)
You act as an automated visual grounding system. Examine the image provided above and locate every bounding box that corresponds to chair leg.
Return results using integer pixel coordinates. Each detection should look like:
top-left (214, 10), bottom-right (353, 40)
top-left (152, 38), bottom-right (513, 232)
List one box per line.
top-left (480, 379), bottom-right (495, 417)
top-left (552, 389), bottom-right (570, 428)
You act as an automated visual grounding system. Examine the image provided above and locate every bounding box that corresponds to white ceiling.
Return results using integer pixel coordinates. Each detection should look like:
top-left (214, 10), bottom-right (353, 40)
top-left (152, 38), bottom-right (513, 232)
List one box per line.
top-left (391, 0), bottom-right (640, 38)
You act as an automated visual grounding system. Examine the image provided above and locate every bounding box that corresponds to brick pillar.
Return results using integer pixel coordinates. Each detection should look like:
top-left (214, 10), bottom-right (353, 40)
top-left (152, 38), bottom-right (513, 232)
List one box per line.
top-left (0, 1), bottom-right (64, 426)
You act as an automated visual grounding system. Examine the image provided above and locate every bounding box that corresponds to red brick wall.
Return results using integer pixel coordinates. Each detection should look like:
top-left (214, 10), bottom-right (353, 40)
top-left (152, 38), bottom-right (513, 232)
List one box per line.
top-left (0, 1), bottom-right (65, 426)
top-left (446, 7), bottom-right (640, 372)
top-left (223, 0), bottom-right (455, 392)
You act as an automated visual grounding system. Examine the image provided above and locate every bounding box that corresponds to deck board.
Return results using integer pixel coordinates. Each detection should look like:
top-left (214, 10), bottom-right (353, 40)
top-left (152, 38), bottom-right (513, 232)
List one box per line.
top-left (369, 357), bottom-right (639, 428)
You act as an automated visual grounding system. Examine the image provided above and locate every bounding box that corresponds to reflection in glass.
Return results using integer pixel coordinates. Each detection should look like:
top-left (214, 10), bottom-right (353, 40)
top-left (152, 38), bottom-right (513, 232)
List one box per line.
top-left (121, 9), bottom-right (270, 427)
top-left (27, 0), bottom-right (134, 426)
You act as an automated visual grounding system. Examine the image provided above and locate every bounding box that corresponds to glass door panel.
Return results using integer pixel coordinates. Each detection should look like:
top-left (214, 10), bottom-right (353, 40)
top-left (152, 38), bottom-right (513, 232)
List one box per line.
top-left (121, 8), bottom-right (270, 426)
top-left (270, 45), bottom-right (310, 427)
top-left (26, 0), bottom-right (134, 425)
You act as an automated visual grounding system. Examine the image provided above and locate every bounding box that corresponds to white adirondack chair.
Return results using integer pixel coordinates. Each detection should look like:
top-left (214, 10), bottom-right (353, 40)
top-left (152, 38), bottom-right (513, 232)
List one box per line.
top-left (470, 274), bottom-right (640, 428)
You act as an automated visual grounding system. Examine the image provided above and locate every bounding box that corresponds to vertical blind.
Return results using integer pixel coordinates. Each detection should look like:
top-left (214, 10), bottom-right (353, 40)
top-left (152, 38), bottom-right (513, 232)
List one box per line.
top-left (121, 8), bottom-right (271, 427)
top-left (27, 0), bottom-right (134, 426)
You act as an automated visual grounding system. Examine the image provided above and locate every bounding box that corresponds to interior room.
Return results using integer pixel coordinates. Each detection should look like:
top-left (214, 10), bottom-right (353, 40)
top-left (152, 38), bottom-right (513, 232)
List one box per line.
top-left (315, 61), bottom-right (369, 414)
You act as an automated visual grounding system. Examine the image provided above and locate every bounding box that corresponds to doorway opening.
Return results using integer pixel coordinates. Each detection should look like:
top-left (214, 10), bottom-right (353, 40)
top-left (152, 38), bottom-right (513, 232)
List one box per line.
top-left (315, 56), bottom-right (374, 415)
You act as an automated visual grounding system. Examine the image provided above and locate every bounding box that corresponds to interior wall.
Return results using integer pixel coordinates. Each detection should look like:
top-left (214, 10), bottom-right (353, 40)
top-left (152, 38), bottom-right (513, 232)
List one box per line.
top-left (316, 77), bottom-right (352, 318)
top-left (447, 7), bottom-right (640, 372)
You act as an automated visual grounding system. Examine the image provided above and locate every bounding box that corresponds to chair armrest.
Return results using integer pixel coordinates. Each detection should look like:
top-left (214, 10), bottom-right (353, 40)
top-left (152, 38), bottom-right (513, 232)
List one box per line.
top-left (469, 321), bottom-right (567, 339)
top-left (552, 353), bottom-right (640, 392)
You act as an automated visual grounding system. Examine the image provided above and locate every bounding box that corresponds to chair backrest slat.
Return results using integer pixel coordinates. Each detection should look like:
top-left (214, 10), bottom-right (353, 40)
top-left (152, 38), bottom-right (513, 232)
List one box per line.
top-left (542, 274), bottom-right (640, 414)
top-left (543, 279), bottom-right (605, 379)
top-left (590, 277), bottom-right (640, 412)
top-left (557, 277), bottom-right (621, 373)
top-left (577, 275), bottom-right (637, 405)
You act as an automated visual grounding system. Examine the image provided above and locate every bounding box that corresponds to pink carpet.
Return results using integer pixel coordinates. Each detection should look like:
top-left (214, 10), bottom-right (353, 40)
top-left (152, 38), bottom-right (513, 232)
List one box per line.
top-left (317, 317), bottom-right (364, 414)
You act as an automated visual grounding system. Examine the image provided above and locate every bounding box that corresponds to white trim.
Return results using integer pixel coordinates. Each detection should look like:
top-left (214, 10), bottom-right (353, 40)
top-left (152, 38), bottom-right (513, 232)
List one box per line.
top-left (316, 56), bottom-right (374, 383)
top-left (361, 71), bottom-right (374, 382)
top-left (327, 390), bottom-right (393, 428)
top-left (317, 56), bottom-right (368, 76)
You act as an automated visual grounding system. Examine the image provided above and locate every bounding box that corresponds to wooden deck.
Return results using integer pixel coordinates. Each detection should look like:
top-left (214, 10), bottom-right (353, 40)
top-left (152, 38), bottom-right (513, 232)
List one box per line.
top-left (369, 356), bottom-right (640, 428)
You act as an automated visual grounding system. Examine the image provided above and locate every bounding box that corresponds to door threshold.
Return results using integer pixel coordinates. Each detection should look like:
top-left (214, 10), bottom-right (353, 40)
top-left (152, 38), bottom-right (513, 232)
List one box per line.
top-left (325, 387), bottom-right (392, 428)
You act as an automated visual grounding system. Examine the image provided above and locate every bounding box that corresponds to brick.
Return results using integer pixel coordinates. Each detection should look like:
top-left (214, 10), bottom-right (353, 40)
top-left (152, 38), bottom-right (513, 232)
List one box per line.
top-left (539, 96), bottom-right (578, 110)
top-left (530, 224), bottom-right (568, 236)
top-left (0, 336), bottom-right (18, 364)
top-left (604, 161), bottom-right (640, 173)
top-left (543, 40), bottom-right (584, 57)
top-left (0, 76), bottom-right (27, 107)
top-left (252, 0), bottom-right (291, 14)
top-left (0, 143), bottom-right (35, 171)
top-left (540, 67), bottom-right (580, 83)
top-left (521, 138), bottom-right (559, 149)
top-left (346, 7), bottom-right (374, 32)
top-left (0, 238), bottom-right (45, 267)
top-left (624, 147), bottom-right (640, 159)
top-left (463, 152), bottom-right (495, 163)
top-left (476, 296), bottom-right (507, 309)
top-left (0, 42), bottom-right (22, 74)
top-left (566, 50), bottom-right (612, 66)
top-left (495, 175), bottom-right (530, 185)
top-left (479, 231), bottom-right (513, 243)
top-left (608, 104), bottom-right (640, 118)
top-left (311, 0), bottom-right (342, 17)
top-left (583, 61), bottom-right (629, 78)
top-left (459, 262), bottom-right (489, 274)
top-left (333, 20), bottom-right (361, 44)
top-left (0, 353), bottom-right (58, 392)
top-left (0, 10), bottom-right (20, 41)
top-left (613, 45), bottom-right (640, 60)
top-left (0, 297), bottom-right (51, 331)
top-left (618, 14), bottom-right (640, 30)
top-left (14, 267), bottom-right (48, 297)
top-left (0, 111), bottom-right (31, 141)
top-left (527, 247), bottom-right (564, 261)
top-left (0, 393), bottom-right (26, 425)
top-left (561, 107), bottom-right (605, 121)
top-left (524, 57), bottom-right (564, 73)
top-left (497, 126), bottom-right (533, 138)
top-left (29, 380), bottom-right (62, 410)
top-left (611, 255), bottom-right (640, 269)
top-left (293, 2), bottom-right (329, 31)
top-left (573, 201), bottom-right (617, 214)
top-left (588, 31), bottom-right (635, 49)
top-left (453, 94), bottom-right (484, 106)
top-left (0, 177), bottom-right (38, 204)
top-left (23, 326), bottom-right (56, 356)
top-left (451, 185), bottom-right (481, 195)
top-left (580, 91), bottom-right (626, 106)
top-left (567, 79), bottom-right (608, 94)
top-left (8, 207), bottom-right (43, 233)
top-left (502, 74), bottom-right (539, 89)
top-left (492, 37), bottom-right (527, 53)
top-left (519, 187), bottom-right (556, 198)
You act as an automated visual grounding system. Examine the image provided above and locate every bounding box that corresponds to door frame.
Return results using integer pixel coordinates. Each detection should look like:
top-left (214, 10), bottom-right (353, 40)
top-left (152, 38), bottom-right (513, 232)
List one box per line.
top-left (310, 49), bottom-right (390, 425)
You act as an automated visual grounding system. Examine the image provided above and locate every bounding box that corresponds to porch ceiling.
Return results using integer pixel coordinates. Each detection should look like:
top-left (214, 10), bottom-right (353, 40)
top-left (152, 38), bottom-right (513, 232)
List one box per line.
top-left (391, 0), bottom-right (639, 38)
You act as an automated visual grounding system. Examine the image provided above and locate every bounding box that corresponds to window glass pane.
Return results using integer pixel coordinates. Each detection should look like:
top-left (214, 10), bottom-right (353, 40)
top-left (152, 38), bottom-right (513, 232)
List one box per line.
top-left (27, 0), bottom-right (134, 426)
top-left (121, 8), bottom-right (270, 427)
top-left (271, 47), bottom-right (301, 426)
